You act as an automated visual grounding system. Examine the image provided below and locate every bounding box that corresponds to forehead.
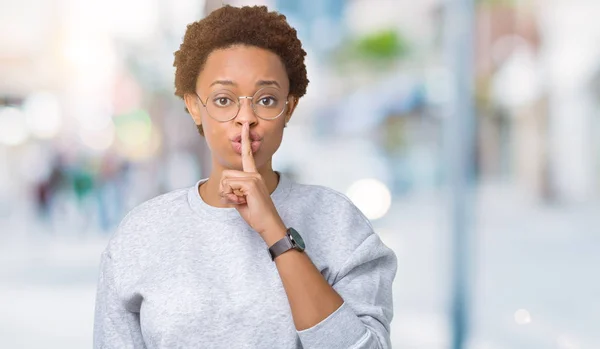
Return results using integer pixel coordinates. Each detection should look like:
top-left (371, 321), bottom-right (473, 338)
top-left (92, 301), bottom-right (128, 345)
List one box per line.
top-left (197, 45), bottom-right (289, 91)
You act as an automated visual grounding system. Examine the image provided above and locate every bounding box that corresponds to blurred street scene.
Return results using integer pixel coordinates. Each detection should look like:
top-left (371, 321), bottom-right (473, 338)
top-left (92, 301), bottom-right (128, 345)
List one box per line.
top-left (1, 0), bottom-right (599, 348)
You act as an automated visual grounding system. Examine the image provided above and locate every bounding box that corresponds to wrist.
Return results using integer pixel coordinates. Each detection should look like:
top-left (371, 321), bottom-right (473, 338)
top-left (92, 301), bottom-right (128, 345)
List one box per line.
top-left (263, 222), bottom-right (287, 247)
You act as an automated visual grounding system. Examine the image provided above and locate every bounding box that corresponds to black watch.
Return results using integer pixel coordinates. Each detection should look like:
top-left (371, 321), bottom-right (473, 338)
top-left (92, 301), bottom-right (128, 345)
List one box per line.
top-left (268, 227), bottom-right (305, 261)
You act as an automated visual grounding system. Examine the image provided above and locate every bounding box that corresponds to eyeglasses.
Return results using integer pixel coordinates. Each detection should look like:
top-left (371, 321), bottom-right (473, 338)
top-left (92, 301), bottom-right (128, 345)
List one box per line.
top-left (195, 87), bottom-right (289, 122)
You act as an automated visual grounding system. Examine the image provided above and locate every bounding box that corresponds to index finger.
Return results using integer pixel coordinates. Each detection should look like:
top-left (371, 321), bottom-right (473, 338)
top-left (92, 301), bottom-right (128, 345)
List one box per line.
top-left (241, 122), bottom-right (257, 173)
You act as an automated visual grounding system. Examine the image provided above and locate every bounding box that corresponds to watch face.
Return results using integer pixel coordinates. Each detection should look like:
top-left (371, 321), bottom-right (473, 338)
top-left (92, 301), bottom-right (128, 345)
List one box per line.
top-left (288, 228), bottom-right (305, 251)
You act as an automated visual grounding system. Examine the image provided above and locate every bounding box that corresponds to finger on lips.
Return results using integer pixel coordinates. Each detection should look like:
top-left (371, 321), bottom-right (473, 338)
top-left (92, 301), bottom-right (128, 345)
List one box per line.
top-left (220, 122), bottom-right (260, 204)
top-left (241, 123), bottom-right (258, 173)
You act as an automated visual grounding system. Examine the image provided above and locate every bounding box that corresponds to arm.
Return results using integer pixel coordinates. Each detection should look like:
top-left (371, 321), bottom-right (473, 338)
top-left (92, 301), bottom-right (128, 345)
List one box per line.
top-left (226, 124), bottom-right (397, 347)
top-left (93, 251), bottom-right (146, 349)
top-left (265, 228), bottom-right (397, 349)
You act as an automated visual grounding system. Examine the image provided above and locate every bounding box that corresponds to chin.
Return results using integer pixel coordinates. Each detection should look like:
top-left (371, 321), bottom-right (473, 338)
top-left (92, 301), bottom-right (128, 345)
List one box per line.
top-left (219, 157), bottom-right (258, 171)
top-left (215, 145), bottom-right (274, 171)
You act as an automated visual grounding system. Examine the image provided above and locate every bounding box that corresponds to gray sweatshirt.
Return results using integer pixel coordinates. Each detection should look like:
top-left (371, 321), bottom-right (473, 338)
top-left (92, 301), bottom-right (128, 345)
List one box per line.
top-left (93, 172), bottom-right (397, 349)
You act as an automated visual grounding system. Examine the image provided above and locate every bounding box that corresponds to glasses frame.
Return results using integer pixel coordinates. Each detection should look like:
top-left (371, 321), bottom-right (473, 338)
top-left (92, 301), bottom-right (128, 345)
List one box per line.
top-left (194, 87), bottom-right (290, 122)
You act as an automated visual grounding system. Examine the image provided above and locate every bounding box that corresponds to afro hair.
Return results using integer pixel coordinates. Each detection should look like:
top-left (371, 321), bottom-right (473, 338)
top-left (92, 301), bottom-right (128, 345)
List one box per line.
top-left (173, 5), bottom-right (309, 136)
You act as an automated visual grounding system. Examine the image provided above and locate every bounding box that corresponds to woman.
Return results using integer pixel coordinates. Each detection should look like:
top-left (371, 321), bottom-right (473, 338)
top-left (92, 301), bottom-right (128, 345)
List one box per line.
top-left (94, 5), bottom-right (397, 349)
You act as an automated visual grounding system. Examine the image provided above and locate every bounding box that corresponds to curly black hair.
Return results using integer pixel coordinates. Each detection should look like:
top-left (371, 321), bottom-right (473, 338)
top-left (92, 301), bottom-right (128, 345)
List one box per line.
top-left (173, 5), bottom-right (309, 136)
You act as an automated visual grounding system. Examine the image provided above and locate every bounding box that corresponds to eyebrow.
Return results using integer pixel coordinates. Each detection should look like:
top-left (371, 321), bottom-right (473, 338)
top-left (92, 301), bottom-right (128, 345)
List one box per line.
top-left (256, 80), bottom-right (280, 88)
top-left (210, 80), bottom-right (235, 87)
top-left (209, 80), bottom-right (281, 88)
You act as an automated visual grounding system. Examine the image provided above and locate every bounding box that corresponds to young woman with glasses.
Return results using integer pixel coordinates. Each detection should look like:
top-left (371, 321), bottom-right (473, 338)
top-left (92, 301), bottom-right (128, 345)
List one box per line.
top-left (94, 5), bottom-right (397, 349)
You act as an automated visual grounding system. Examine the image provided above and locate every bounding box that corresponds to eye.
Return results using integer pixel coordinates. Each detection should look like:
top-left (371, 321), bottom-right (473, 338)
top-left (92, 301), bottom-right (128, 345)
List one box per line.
top-left (257, 96), bottom-right (277, 107)
top-left (213, 97), bottom-right (234, 107)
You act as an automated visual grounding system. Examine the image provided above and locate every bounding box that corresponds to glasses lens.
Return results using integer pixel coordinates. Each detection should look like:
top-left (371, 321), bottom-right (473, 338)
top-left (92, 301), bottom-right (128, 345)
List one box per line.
top-left (206, 90), bottom-right (239, 121)
top-left (252, 87), bottom-right (287, 120)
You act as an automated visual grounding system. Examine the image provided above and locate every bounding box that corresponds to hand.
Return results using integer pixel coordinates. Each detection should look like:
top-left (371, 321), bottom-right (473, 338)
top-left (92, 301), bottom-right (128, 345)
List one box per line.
top-left (219, 123), bottom-right (286, 243)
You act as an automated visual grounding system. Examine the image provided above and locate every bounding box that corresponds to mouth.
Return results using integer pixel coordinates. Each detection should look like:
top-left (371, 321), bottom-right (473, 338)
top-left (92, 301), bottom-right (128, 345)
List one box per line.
top-left (231, 131), bottom-right (262, 143)
top-left (231, 140), bottom-right (262, 154)
top-left (230, 131), bottom-right (263, 155)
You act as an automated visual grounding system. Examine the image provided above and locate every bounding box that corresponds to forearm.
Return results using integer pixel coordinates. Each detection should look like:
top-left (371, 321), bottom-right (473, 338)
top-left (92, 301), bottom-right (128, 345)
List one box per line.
top-left (276, 248), bottom-right (344, 331)
top-left (260, 220), bottom-right (396, 349)
top-left (263, 225), bottom-right (344, 331)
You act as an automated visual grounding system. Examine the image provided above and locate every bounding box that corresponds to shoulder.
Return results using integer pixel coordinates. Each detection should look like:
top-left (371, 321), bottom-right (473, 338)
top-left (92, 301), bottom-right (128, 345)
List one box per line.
top-left (122, 187), bottom-right (189, 229)
top-left (286, 182), bottom-right (387, 274)
top-left (287, 181), bottom-right (375, 249)
top-left (104, 186), bottom-right (190, 255)
top-left (290, 182), bottom-right (372, 226)
top-left (289, 182), bottom-right (355, 206)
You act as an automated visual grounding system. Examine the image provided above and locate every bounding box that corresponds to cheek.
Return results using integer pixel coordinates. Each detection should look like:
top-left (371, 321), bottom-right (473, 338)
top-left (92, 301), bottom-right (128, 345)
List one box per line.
top-left (203, 125), bottom-right (225, 153)
top-left (265, 127), bottom-right (285, 152)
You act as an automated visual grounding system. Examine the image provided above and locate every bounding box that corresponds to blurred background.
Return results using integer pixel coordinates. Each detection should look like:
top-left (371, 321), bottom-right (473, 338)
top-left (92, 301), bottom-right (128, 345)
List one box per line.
top-left (1, 0), bottom-right (599, 348)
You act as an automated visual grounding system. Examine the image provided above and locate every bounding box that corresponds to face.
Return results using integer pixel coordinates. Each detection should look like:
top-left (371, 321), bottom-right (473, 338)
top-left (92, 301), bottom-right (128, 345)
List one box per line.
top-left (184, 45), bottom-right (297, 172)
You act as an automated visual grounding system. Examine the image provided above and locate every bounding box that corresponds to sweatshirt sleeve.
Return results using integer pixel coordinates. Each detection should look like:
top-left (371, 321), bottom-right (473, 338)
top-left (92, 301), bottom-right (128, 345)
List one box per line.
top-left (93, 251), bottom-right (147, 349)
top-left (297, 233), bottom-right (398, 349)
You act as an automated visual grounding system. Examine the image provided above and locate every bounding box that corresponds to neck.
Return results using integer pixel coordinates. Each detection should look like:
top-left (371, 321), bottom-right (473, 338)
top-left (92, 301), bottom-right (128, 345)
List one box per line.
top-left (199, 159), bottom-right (280, 208)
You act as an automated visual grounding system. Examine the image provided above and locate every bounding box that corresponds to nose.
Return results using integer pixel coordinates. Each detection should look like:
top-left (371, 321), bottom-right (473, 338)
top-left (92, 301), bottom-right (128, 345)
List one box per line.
top-left (234, 97), bottom-right (258, 126)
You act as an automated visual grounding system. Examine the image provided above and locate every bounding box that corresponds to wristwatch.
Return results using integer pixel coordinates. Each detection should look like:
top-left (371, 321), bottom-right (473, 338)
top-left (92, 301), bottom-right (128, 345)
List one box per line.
top-left (268, 227), bottom-right (305, 261)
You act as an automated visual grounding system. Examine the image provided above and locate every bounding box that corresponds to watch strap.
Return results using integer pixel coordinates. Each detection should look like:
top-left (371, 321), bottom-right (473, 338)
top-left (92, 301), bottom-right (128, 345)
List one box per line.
top-left (269, 234), bottom-right (294, 261)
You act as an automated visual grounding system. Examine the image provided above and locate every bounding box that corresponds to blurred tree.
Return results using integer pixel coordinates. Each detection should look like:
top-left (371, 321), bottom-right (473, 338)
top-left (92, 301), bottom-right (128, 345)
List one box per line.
top-left (355, 29), bottom-right (408, 61)
top-left (332, 28), bottom-right (410, 72)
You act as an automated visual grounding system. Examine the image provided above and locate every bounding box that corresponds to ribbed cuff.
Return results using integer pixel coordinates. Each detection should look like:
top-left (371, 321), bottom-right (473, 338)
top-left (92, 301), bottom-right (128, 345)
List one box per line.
top-left (296, 302), bottom-right (369, 349)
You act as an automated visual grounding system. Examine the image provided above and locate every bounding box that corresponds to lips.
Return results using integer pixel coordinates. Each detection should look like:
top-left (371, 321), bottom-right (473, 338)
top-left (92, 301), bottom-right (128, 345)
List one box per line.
top-left (231, 140), bottom-right (261, 154)
top-left (229, 130), bottom-right (263, 155)
top-left (231, 131), bottom-right (262, 143)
